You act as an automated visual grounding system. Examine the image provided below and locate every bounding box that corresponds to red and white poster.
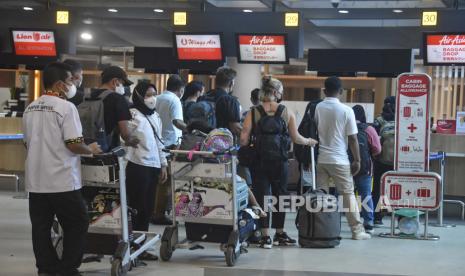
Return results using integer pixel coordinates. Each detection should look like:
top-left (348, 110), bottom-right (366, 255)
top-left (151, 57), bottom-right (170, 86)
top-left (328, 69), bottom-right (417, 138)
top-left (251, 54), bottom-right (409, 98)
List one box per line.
top-left (425, 34), bottom-right (465, 64)
top-left (12, 30), bottom-right (57, 56)
top-left (395, 73), bottom-right (431, 172)
top-left (381, 171), bottom-right (441, 210)
top-left (238, 34), bottom-right (287, 63)
top-left (175, 34), bottom-right (222, 61)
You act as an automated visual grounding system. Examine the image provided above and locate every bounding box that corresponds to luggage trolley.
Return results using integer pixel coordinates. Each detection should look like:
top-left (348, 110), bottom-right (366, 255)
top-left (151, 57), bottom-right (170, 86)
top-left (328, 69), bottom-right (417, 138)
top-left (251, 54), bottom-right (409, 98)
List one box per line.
top-left (159, 149), bottom-right (252, 267)
top-left (54, 147), bottom-right (161, 276)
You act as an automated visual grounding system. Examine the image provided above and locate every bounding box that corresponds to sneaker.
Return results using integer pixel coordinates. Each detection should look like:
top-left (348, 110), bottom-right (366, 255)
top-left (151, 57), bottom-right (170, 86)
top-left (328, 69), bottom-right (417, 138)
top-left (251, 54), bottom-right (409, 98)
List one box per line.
top-left (273, 232), bottom-right (297, 246)
top-left (364, 225), bottom-right (375, 235)
top-left (373, 219), bottom-right (384, 228)
top-left (352, 231), bottom-right (372, 240)
top-left (258, 236), bottom-right (273, 249)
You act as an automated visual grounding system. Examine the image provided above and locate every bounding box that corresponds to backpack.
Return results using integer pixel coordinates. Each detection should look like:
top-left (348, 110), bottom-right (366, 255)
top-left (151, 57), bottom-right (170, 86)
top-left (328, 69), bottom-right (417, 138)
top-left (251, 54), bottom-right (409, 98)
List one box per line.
top-left (294, 100), bottom-right (321, 166)
top-left (77, 90), bottom-right (112, 152)
top-left (254, 105), bottom-right (291, 162)
top-left (348, 123), bottom-right (371, 176)
top-left (186, 96), bottom-right (217, 128)
top-left (295, 189), bottom-right (341, 248)
top-left (379, 120), bottom-right (396, 165)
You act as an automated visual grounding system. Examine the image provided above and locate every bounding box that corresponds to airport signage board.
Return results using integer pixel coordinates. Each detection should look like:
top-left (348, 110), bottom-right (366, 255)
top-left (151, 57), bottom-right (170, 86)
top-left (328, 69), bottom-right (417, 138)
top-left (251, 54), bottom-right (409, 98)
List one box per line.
top-left (237, 34), bottom-right (288, 64)
top-left (174, 33), bottom-right (223, 61)
top-left (424, 33), bottom-right (465, 65)
top-left (11, 30), bottom-right (57, 57)
top-left (395, 73), bottom-right (431, 172)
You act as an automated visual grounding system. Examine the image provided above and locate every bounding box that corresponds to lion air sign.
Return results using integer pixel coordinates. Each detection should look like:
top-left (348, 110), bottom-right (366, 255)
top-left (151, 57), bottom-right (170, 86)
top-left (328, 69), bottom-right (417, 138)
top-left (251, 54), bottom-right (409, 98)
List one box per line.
top-left (12, 30), bottom-right (57, 56)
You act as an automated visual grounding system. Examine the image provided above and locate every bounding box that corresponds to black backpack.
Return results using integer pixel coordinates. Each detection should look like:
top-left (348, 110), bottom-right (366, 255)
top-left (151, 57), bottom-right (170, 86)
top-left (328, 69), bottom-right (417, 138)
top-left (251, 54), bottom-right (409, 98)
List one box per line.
top-left (348, 123), bottom-right (371, 177)
top-left (254, 105), bottom-right (291, 162)
top-left (186, 98), bottom-right (216, 128)
top-left (294, 100), bottom-right (321, 166)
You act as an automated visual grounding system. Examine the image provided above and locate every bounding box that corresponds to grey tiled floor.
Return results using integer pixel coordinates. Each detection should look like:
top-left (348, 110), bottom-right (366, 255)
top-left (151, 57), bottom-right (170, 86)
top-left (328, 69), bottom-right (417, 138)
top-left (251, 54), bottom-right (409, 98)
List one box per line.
top-left (1, 192), bottom-right (464, 276)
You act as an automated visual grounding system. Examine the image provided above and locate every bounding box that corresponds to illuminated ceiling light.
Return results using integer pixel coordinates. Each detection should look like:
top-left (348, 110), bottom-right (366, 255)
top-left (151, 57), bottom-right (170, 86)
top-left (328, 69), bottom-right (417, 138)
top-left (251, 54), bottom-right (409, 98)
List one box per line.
top-left (243, 9), bottom-right (253, 13)
top-left (80, 32), bottom-right (93, 40)
top-left (108, 8), bottom-right (118, 13)
top-left (23, 7), bottom-right (34, 11)
top-left (83, 18), bottom-right (93, 24)
top-left (393, 9), bottom-right (403, 13)
top-left (154, 9), bottom-right (164, 13)
top-left (338, 10), bottom-right (349, 14)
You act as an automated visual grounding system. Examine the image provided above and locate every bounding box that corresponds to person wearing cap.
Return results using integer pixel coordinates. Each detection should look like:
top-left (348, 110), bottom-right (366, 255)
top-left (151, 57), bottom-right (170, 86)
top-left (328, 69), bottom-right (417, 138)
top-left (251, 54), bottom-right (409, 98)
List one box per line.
top-left (23, 62), bottom-right (102, 276)
top-left (90, 66), bottom-right (139, 150)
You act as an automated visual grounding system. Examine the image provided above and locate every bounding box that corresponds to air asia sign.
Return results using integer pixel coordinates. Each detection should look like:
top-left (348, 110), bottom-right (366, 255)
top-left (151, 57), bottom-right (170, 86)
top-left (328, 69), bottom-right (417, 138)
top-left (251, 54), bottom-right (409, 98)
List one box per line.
top-left (175, 34), bottom-right (222, 61)
top-left (381, 171), bottom-right (441, 210)
top-left (395, 73), bottom-right (431, 172)
top-left (12, 30), bottom-right (57, 56)
top-left (238, 34), bottom-right (287, 63)
top-left (425, 34), bottom-right (465, 64)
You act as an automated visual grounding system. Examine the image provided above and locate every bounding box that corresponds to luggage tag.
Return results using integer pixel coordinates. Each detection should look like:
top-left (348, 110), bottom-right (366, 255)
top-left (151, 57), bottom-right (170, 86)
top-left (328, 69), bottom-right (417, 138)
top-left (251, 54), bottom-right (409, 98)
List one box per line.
top-left (301, 164), bottom-right (313, 187)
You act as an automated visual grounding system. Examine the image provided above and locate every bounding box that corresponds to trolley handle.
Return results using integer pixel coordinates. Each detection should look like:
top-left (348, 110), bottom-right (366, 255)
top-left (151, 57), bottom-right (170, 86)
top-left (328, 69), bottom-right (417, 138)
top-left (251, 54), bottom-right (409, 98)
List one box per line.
top-left (164, 147), bottom-right (236, 157)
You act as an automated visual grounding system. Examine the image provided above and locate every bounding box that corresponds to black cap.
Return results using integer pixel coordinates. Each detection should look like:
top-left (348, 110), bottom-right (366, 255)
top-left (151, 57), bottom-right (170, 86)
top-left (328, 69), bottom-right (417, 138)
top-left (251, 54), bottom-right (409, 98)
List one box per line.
top-left (101, 66), bottom-right (133, 86)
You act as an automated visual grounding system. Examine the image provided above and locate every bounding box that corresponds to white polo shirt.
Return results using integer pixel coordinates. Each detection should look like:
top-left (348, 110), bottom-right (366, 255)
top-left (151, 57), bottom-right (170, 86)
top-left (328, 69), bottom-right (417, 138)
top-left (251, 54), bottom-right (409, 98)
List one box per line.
top-left (315, 97), bottom-right (358, 165)
top-left (155, 91), bottom-right (183, 146)
top-left (23, 95), bottom-right (83, 193)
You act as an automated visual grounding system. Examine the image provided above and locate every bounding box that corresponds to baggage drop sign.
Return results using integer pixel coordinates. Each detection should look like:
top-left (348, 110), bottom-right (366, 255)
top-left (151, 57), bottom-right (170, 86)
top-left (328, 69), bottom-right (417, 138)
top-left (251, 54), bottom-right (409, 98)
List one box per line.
top-left (395, 73), bottom-right (431, 172)
top-left (381, 171), bottom-right (441, 210)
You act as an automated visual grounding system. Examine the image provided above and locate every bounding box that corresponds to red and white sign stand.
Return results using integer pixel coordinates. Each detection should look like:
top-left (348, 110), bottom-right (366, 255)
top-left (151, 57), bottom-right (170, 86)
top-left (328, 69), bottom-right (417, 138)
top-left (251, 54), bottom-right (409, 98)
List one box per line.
top-left (379, 73), bottom-right (442, 240)
top-left (395, 73), bottom-right (431, 172)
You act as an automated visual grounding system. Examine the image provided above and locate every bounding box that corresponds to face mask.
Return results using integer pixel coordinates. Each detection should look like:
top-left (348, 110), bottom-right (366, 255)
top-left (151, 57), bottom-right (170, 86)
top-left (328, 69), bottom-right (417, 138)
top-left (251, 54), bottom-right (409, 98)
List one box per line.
top-left (144, 96), bottom-right (156, 110)
top-left (64, 83), bottom-right (77, 99)
top-left (115, 84), bottom-right (125, 95)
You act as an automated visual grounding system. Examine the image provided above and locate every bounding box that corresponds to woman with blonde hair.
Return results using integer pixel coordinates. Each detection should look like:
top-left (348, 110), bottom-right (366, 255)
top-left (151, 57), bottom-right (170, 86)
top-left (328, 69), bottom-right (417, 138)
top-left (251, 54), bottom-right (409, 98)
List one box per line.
top-left (240, 76), bottom-right (317, 249)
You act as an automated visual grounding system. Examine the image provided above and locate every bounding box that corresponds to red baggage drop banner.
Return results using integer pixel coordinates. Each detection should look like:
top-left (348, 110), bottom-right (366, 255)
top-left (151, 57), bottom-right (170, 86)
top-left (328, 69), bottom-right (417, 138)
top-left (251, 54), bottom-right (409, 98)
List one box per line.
top-left (12, 30), bottom-right (57, 56)
top-left (238, 35), bottom-right (287, 63)
top-left (395, 73), bottom-right (431, 172)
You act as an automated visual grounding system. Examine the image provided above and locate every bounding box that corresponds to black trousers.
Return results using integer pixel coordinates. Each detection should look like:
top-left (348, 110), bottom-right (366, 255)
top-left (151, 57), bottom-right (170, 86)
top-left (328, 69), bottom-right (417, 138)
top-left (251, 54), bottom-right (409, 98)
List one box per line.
top-left (126, 161), bottom-right (160, 231)
top-left (252, 160), bottom-right (289, 229)
top-left (373, 160), bottom-right (394, 220)
top-left (29, 190), bottom-right (89, 275)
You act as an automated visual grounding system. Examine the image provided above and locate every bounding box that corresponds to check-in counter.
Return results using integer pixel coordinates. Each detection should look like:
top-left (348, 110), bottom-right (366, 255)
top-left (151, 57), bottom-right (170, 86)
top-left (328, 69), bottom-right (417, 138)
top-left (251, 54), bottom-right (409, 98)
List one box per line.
top-left (0, 117), bottom-right (25, 171)
top-left (430, 133), bottom-right (465, 196)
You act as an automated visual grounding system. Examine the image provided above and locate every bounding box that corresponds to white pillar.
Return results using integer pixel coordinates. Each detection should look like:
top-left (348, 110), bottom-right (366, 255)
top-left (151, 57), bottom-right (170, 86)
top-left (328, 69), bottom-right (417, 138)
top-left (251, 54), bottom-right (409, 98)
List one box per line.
top-left (226, 57), bottom-right (262, 111)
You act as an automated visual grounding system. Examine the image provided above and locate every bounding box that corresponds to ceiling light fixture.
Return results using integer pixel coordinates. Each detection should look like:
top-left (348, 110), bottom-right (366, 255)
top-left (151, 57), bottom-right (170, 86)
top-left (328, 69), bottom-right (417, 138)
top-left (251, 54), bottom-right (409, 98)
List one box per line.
top-left (243, 9), bottom-right (253, 13)
top-left (80, 32), bottom-right (93, 40)
top-left (108, 8), bottom-right (118, 13)
top-left (23, 7), bottom-right (34, 11)
top-left (154, 9), bottom-right (164, 13)
top-left (393, 9), bottom-right (403, 13)
top-left (338, 10), bottom-right (349, 14)
top-left (83, 18), bottom-right (93, 25)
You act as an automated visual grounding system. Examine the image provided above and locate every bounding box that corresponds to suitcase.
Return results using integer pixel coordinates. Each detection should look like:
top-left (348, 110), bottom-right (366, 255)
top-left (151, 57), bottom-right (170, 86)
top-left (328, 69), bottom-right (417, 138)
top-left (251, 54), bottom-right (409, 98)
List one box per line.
top-left (416, 187), bottom-right (431, 198)
top-left (236, 177), bottom-right (249, 211)
top-left (295, 147), bottom-right (341, 248)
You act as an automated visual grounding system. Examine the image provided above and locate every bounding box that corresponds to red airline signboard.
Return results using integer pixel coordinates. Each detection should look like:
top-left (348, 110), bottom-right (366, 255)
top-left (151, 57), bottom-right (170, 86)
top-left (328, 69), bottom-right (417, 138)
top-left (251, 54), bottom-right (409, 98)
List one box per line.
top-left (237, 34), bottom-right (287, 63)
top-left (395, 73), bottom-right (431, 172)
top-left (424, 33), bottom-right (465, 65)
top-left (175, 34), bottom-right (223, 61)
top-left (12, 30), bottom-right (57, 57)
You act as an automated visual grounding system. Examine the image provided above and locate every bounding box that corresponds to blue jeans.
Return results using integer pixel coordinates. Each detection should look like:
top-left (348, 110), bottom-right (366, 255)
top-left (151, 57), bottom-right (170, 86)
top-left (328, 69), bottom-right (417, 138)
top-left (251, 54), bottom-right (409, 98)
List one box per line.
top-left (354, 174), bottom-right (374, 226)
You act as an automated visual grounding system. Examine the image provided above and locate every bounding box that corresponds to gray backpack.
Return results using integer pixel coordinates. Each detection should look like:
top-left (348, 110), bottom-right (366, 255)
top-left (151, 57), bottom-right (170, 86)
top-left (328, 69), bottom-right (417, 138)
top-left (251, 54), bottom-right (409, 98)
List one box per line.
top-left (77, 90), bottom-right (112, 151)
top-left (295, 189), bottom-right (341, 248)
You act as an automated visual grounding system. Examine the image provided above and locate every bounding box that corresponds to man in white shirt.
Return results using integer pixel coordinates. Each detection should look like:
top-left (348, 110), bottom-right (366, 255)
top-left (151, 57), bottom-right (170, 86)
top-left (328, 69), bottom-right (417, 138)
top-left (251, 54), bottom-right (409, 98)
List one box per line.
top-left (315, 76), bottom-right (371, 240)
top-left (23, 62), bottom-right (101, 276)
top-left (155, 74), bottom-right (185, 147)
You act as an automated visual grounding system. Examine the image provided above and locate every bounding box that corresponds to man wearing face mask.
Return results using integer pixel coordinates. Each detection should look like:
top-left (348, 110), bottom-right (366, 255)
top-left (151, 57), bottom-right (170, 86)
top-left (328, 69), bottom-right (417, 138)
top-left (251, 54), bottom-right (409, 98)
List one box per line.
top-left (202, 66), bottom-right (242, 137)
top-left (23, 62), bottom-right (102, 276)
top-left (88, 66), bottom-right (139, 151)
top-left (63, 59), bottom-right (84, 106)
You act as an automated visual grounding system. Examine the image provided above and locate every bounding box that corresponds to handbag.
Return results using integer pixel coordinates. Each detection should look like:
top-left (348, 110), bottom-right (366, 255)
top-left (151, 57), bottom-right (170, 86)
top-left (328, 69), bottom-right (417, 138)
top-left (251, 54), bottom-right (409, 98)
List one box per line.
top-left (238, 107), bottom-right (257, 167)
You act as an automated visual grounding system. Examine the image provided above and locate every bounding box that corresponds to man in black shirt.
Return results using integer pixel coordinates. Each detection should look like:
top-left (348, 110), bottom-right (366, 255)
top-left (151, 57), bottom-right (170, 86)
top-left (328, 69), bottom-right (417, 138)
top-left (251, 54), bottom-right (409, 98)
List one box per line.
top-left (205, 66), bottom-right (242, 136)
top-left (63, 59), bottom-right (84, 106)
top-left (90, 66), bottom-right (139, 149)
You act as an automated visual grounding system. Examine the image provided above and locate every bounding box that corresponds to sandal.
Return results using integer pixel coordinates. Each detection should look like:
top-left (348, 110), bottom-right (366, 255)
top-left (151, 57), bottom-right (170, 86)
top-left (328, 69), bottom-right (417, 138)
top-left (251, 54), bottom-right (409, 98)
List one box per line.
top-left (252, 206), bottom-right (267, 218)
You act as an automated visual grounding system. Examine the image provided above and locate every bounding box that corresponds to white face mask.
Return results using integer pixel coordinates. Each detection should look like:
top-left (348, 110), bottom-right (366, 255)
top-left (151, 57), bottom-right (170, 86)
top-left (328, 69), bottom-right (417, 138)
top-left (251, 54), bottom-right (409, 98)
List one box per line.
top-left (115, 84), bottom-right (125, 95)
top-left (64, 84), bottom-right (77, 99)
top-left (144, 96), bottom-right (156, 110)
